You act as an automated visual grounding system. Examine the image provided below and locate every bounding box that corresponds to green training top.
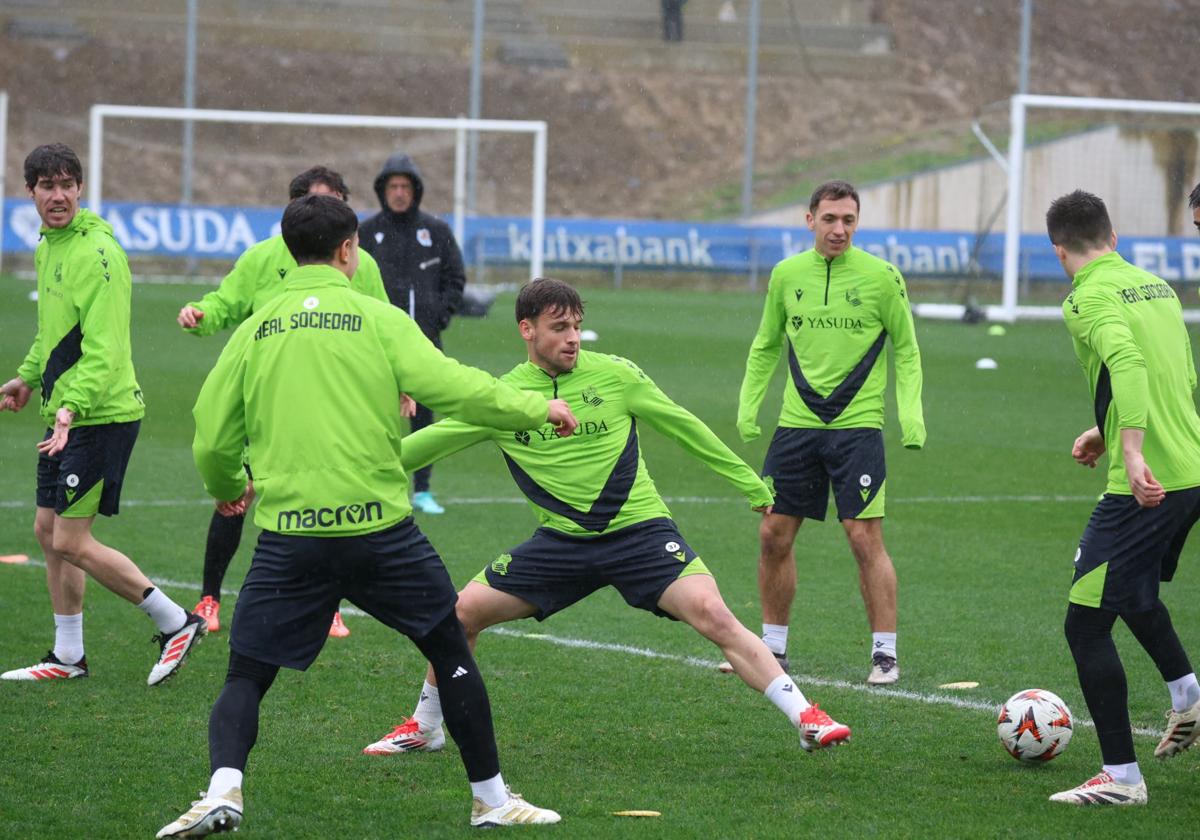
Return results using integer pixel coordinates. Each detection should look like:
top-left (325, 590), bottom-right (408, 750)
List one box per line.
top-left (401, 349), bottom-right (774, 538)
top-left (184, 234), bottom-right (387, 336)
top-left (16, 208), bottom-right (145, 427)
top-left (191, 264), bottom-right (548, 536)
top-left (1063, 251), bottom-right (1200, 493)
top-left (737, 245), bottom-right (925, 448)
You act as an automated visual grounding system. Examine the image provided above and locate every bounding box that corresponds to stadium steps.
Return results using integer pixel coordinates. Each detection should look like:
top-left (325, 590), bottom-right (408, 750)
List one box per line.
top-left (0, 0), bottom-right (890, 78)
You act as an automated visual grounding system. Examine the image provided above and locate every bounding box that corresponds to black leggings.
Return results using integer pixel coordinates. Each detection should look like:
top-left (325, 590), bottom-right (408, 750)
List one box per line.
top-left (1064, 599), bottom-right (1192, 765)
top-left (209, 609), bottom-right (499, 781)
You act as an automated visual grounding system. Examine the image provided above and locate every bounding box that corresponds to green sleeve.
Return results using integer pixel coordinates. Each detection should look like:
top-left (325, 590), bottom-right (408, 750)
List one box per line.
top-left (191, 321), bottom-right (252, 502)
top-left (186, 248), bottom-right (261, 336)
top-left (16, 339), bottom-right (40, 389)
top-left (1184, 314), bottom-right (1197, 393)
top-left (624, 362), bottom-right (774, 508)
top-left (1069, 289), bottom-right (1149, 430)
top-left (737, 271), bottom-right (786, 442)
top-left (878, 268), bottom-right (926, 449)
top-left (59, 247), bottom-right (133, 419)
top-left (351, 250), bottom-right (389, 303)
top-left (377, 307), bottom-right (546, 431)
top-left (401, 419), bottom-right (493, 473)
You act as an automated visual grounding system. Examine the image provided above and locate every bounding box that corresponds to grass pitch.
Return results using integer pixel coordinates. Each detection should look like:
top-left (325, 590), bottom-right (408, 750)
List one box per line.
top-left (2, 276), bottom-right (1199, 838)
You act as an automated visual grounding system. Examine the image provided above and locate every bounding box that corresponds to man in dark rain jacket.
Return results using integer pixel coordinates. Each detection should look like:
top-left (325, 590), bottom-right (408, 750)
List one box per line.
top-left (361, 153), bottom-right (466, 515)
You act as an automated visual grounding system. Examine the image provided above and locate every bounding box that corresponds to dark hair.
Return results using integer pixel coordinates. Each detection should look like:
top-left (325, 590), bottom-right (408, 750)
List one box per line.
top-left (288, 165), bottom-right (350, 201)
top-left (1189, 182), bottom-right (1200, 212)
top-left (281, 194), bottom-right (359, 264)
top-left (809, 180), bottom-right (859, 213)
top-left (1046, 190), bottom-right (1113, 253)
top-left (515, 277), bottom-right (585, 323)
top-left (24, 143), bottom-right (83, 189)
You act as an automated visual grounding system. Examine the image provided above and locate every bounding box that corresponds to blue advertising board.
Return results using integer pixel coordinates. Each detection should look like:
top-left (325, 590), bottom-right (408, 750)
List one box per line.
top-left (4, 199), bottom-right (1199, 283)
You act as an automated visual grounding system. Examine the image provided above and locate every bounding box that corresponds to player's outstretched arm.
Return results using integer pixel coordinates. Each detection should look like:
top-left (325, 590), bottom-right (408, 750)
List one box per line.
top-left (377, 307), bottom-right (550, 432)
top-left (626, 367), bottom-right (772, 509)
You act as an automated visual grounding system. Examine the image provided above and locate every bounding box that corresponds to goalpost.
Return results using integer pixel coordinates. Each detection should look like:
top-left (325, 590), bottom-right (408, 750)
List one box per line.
top-left (1000, 94), bottom-right (1200, 322)
top-left (87, 105), bottom-right (549, 277)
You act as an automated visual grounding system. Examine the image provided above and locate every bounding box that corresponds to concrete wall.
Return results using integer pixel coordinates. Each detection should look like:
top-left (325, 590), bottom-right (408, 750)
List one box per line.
top-left (751, 126), bottom-right (1200, 237)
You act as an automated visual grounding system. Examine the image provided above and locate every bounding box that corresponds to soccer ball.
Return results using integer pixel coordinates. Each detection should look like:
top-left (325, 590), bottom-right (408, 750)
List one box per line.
top-left (996, 689), bottom-right (1073, 763)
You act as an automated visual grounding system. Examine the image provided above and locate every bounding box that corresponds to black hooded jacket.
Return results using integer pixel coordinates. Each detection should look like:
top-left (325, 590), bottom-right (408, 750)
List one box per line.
top-left (360, 153), bottom-right (466, 339)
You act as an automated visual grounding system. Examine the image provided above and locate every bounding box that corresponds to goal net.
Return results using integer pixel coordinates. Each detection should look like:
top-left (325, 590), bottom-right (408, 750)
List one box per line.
top-left (86, 105), bottom-right (547, 280)
top-left (910, 94), bottom-right (1200, 323)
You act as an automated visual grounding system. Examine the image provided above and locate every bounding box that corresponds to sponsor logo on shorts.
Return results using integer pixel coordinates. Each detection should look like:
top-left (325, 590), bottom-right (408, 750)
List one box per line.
top-left (276, 500), bottom-right (383, 530)
top-left (65, 474), bottom-right (80, 488)
top-left (491, 553), bottom-right (512, 576)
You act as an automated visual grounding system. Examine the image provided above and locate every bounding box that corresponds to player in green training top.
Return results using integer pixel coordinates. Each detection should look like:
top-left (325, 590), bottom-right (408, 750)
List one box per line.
top-left (1045, 191), bottom-right (1200, 807)
top-left (735, 180), bottom-right (925, 686)
top-left (175, 166), bottom-right (391, 640)
top-left (0, 144), bottom-right (206, 687)
top-left (158, 195), bottom-right (573, 837)
top-left (361, 277), bottom-right (852, 761)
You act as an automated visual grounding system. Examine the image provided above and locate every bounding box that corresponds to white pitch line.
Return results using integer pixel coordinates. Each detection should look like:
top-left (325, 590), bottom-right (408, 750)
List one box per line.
top-left (0, 556), bottom-right (1161, 738)
top-left (0, 493), bottom-right (1097, 510)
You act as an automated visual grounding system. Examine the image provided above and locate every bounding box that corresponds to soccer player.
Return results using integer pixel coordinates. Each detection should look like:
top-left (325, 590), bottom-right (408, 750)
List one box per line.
top-left (734, 180), bottom-right (925, 685)
top-left (362, 278), bottom-right (851, 760)
top-left (176, 165), bottom-right (390, 639)
top-left (158, 195), bottom-right (571, 837)
top-left (1045, 190), bottom-right (1200, 806)
top-left (0, 143), bottom-right (205, 685)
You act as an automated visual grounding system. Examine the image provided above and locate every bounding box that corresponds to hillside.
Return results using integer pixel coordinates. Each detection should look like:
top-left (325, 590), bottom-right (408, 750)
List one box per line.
top-left (0, 0), bottom-right (1196, 220)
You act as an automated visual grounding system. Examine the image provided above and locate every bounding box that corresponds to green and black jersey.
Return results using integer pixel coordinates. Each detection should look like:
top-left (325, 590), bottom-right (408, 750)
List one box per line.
top-left (1063, 251), bottom-right (1200, 493)
top-left (16, 209), bottom-right (145, 427)
top-left (738, 246), bottom-right (925, 448)
top-left (184, 235), bottom-right (388, 336)
top-left (402, 349), bottom-right (774, 538)
top-left (191, 265), bottom-right (548, 536)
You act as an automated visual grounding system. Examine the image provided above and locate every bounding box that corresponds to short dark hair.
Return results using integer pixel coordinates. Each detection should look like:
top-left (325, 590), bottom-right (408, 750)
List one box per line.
top-left (1189, 182), bottom-right (1200, 212)
top-left (1046, 190), bottom-right (1113, 253)
top-left (288, 165), bottom-right (350, 201)
top-left (24, 143), bottom-right (83, 189)
top-left (809, 180), bottom-right (859, 213)
top-left (280, 194), bottom-right (359, 265)
top-left (515, 277), bottom-right (585, 323)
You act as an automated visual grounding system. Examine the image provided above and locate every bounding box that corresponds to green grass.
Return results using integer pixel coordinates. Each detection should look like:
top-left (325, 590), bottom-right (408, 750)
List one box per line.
top-left (2, 276), bottom-right (1199, 838)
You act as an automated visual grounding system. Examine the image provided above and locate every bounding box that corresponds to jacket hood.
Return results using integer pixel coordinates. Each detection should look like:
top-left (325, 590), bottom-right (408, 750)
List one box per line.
top-left (43, 207), bottom-right (114, 240)
top-left (373, 153), bottom-right (425, 214)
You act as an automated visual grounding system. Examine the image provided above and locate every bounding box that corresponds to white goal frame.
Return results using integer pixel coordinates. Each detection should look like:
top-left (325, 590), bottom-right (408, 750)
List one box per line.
top-left (87, 105), bottom-right (549, 277)
top-left (1001, 94), bottom-right (1200, 322)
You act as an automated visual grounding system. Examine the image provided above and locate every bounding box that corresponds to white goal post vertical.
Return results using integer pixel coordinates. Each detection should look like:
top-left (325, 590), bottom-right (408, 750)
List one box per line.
top-left (1002, 94), bottom-right (1200, 322)
top-left (87, 105), bottom-right (548, 278)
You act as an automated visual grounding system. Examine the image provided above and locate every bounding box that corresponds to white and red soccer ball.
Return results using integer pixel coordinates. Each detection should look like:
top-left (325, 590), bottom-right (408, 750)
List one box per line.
top-left (997, 689), bottom-right (1073, 763)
